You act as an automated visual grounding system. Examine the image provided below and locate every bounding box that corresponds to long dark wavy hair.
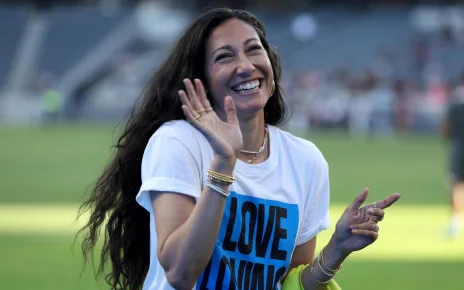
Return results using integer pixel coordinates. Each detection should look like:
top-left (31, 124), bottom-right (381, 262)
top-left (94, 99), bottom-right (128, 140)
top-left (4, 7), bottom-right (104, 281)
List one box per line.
top-left (77, 7), bottom-right (290, 290)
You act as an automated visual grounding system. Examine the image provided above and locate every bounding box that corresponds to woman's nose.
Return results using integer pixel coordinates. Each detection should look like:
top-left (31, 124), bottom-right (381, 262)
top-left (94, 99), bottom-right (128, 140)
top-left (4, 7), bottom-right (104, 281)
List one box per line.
top-left (236, 56), bottom-right (255, 76)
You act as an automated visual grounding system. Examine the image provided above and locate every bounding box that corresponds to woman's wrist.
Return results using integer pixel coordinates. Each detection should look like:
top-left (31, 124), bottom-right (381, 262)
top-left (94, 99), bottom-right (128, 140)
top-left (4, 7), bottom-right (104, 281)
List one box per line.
top-left (324, 235), bottom-right (350, 270)
top-left (211, 156), bottom-right (236, 176)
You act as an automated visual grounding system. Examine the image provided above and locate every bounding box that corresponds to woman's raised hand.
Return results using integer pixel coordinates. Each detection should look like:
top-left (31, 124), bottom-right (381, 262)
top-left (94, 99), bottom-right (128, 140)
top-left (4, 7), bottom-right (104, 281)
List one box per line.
top-left (179, 79), bottom-right (243, 161)
top-left (331, 188), bottom-right (401, 254)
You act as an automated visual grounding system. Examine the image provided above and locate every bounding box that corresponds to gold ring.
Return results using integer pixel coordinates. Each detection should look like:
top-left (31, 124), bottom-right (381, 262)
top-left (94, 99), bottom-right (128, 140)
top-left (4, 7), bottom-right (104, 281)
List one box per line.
top-left (373, 202), bottom-right (377, 209)
top-left (194, 114), bottom-right (200, 120)
top-left (196, 108), bottom-right (205, 114)
top-left (205, 107), bottom-right (213, 112)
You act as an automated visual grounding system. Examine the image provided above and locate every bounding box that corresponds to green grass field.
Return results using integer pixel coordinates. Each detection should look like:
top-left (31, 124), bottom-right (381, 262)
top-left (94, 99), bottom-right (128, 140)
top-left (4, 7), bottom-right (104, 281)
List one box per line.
top-left (0, 124), bottom-right (463, 289)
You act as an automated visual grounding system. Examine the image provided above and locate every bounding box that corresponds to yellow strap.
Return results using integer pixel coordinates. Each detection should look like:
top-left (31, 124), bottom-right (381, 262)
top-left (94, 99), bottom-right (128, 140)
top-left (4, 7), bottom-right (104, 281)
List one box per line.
top-left (282, 264), bottom-right (342, 290)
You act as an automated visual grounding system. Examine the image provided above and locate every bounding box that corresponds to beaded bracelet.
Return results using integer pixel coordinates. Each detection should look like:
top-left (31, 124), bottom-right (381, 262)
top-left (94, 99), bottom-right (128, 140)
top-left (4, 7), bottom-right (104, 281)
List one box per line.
top-left (208, 174), bottom-right (234, 185)
top-left (207, 169), bottom-right (235, 185)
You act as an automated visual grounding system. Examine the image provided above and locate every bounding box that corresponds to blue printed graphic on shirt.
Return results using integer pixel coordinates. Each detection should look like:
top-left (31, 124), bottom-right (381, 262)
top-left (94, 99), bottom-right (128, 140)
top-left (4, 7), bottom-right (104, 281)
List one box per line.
top-left (196, 191), bottom-right (299, 290)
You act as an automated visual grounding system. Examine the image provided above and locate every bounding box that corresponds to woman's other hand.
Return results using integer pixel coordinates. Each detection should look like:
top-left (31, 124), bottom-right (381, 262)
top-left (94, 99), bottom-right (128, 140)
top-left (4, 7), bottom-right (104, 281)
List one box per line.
top-left (331, 188), bottom-right (401, 255)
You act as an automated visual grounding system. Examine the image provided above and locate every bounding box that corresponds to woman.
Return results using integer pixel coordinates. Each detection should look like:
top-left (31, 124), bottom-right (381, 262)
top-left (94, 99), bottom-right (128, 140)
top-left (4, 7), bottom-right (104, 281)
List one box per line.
top-left (79, 8), bottom-right (400, 290)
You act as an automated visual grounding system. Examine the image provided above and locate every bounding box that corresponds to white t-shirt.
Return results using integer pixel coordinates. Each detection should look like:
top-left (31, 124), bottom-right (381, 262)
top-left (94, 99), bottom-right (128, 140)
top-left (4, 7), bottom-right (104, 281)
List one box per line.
top-left (136, 120), bottom-right (331, 290)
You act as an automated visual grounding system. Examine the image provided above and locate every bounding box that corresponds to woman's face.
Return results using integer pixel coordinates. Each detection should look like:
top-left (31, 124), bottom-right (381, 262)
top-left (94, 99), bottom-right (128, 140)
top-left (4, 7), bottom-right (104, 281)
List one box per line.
top-left (204, 18), bottom-right (274, 120)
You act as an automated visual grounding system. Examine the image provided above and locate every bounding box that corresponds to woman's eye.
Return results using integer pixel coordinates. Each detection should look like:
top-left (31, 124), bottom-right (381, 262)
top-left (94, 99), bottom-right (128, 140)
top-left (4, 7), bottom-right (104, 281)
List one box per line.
top-left (215, 54), bottom-right (232, 61)
top-left (248, 45), bottom-right (262, 52)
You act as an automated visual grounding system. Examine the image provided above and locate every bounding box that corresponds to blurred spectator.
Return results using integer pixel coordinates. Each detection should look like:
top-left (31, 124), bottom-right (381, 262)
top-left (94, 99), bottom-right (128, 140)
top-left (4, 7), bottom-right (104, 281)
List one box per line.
top-left (370, 76), bottom-right (395, 137)
top-left (393, 80), bottom-right (413, 135)
top-left (347, 71), bottom-right (372, 139)
top-left (440, 73), bottom-right (464, 238)
top-left (41, 87), bottom-right (62, 123)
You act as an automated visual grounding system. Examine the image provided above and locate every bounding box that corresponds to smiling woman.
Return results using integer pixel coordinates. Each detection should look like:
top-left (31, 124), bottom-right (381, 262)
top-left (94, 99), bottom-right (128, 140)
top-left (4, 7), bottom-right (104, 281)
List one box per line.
top-left (205, 19), bottom-right (275, 122)
top-left (77, 8), bottom-right (401, 290)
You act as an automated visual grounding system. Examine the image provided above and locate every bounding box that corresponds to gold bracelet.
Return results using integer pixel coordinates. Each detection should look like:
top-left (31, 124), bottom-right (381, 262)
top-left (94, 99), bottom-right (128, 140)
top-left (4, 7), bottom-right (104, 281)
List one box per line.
top-left (207, 169), bottom-right (235, 184)
top-left (207, 174), bottom-right (234, 185)
top-left (319, 247), bottom-right (343, 275)
top-left (207, 169), bottom-right (235, 180)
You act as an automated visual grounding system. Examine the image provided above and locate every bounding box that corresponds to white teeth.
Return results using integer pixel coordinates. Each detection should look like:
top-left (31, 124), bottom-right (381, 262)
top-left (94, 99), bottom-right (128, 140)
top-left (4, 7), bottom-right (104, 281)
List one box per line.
top-left (233, 80), bottom-right (260, 92)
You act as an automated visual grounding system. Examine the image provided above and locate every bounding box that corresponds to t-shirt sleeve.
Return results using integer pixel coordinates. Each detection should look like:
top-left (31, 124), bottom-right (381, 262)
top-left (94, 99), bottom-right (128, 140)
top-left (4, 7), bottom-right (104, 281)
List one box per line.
top-left (135, 134), bottom-right (202, 214)
top-left (295, 159), bottom-right (331, 246)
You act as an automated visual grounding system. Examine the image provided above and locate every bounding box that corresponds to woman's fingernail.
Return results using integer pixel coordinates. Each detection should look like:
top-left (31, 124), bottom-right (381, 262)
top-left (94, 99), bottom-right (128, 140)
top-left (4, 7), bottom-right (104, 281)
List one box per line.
top-left (348, 226), bottom-right (354, 231)
top-left (368, 209), bottom-right (374, 214)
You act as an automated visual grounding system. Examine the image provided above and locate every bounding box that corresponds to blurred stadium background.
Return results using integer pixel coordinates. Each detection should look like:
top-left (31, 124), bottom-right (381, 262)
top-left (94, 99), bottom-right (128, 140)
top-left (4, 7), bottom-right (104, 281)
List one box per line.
top-left (0, 0), bottom-right (463, 289)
